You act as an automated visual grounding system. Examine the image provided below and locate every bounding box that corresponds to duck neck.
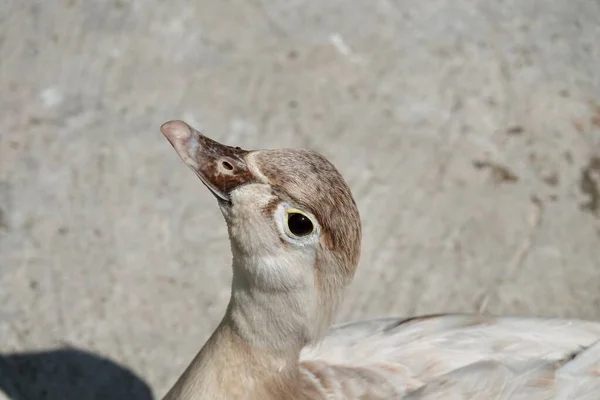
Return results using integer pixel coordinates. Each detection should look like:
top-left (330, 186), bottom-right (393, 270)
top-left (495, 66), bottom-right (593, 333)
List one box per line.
top-left (162, 273), bottom-right (308, 400)
top-left (227, 267), bottom-right (313, 354)
top-left (162, 318), bottom-right (302, 400)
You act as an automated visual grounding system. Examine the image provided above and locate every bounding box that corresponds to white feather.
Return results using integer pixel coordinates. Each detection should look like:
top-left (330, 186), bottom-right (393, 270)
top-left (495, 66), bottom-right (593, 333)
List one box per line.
top-left (299, 315), bottom-right (600, 398)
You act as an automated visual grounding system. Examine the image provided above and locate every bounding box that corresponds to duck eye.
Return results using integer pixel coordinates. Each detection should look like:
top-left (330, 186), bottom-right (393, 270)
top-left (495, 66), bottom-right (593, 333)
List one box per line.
top-left (287, 212), bottom-right (314, 237)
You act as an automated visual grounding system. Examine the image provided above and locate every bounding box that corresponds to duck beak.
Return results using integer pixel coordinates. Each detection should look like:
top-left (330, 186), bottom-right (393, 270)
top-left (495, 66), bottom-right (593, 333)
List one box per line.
top-left (161, 120), bottom-right (254, 204)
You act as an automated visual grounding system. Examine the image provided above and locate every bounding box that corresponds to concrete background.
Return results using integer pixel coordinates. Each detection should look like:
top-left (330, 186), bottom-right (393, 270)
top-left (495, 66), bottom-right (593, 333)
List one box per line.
top-left (1, 0), bottom-right (600, 398)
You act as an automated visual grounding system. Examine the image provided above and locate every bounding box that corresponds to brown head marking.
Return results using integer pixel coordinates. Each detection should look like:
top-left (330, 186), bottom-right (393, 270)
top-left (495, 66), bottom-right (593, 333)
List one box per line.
top-left (251, 149), bottom-right (362, 281)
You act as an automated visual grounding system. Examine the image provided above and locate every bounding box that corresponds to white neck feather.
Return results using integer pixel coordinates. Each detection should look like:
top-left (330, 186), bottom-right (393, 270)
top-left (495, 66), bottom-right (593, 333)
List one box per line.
top-left (161, 251), bottom-right (316, 400)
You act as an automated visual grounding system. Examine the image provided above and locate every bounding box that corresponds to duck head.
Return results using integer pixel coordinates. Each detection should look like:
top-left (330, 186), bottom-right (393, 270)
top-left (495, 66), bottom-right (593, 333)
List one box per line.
top-left (161, 120), bottom-right (361, 349)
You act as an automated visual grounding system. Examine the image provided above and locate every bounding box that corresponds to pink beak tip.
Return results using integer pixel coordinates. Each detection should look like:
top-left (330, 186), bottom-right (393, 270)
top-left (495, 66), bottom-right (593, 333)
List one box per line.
top-left (160, 120), bottom-right (192, 143)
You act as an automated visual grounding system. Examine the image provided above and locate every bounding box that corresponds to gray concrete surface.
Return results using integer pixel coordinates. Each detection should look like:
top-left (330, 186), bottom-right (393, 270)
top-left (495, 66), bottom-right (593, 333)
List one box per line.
top-left (1, 0), bottom-right (600, 398)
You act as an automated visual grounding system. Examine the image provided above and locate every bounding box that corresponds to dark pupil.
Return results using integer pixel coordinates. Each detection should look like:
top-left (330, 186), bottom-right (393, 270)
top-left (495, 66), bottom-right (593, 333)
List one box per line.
top-left (287, 213), bottom-right (313, 236)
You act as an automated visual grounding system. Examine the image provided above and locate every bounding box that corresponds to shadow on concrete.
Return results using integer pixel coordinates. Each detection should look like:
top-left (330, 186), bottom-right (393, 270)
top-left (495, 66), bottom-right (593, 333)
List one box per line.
top-left (0, 347), bottom-right (154, 400)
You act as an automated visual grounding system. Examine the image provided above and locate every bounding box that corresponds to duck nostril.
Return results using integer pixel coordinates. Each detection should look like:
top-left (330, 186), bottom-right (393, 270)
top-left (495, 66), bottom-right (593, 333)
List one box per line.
top-left (222, 160), bottom-right (234, 171)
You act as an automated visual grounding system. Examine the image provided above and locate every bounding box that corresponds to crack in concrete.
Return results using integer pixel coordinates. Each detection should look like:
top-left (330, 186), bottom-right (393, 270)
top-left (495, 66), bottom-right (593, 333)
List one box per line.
top-left (580, 156), bottom-right (600, 217)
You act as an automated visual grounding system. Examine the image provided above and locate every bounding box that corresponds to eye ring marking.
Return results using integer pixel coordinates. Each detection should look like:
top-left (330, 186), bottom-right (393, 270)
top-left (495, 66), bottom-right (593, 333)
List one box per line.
top-left (285, 208), bottom-right (315, 237)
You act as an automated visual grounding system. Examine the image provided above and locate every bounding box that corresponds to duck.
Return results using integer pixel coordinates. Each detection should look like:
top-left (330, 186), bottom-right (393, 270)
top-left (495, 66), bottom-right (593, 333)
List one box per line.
top-left (159, 120), bottom-right (600, 400)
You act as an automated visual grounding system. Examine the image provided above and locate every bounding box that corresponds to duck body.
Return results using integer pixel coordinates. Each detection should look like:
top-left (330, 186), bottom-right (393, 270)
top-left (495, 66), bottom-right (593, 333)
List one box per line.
top-left (159, 120), bottom-right (600, 400)
top-left (164, 314), bottom-right (600, 399)
top-left (300, 315), bottom-right (600, 399)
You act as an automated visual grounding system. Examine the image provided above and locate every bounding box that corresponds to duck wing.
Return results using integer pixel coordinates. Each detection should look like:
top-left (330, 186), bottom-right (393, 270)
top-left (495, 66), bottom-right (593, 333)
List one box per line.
top-left (299, 314), bottom-right (600, 399)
